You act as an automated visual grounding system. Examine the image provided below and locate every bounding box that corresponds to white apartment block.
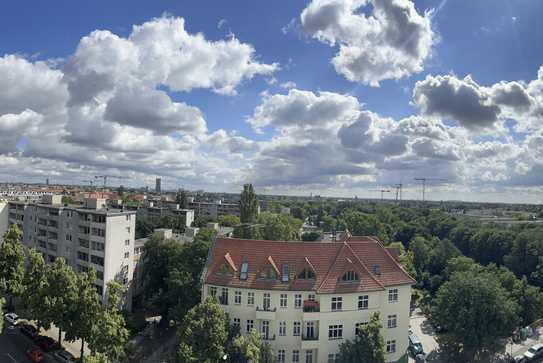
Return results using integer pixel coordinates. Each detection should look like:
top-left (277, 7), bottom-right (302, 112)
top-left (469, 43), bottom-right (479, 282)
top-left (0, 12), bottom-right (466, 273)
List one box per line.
top-left (189, 200), bottom-right (242, 220)
top-left (7, 195), bottom-right (136, 307)
top-left (0, 200), bottom-right (8, 242)
top-left (203, 235), bottom-right (414, 363)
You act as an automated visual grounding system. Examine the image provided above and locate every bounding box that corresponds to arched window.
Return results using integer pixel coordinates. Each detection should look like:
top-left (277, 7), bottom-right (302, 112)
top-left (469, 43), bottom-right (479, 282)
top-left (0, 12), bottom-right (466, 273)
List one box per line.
top-left (341, 270), bottom-right (359, 282)
top-left (297, 268), bottom-right (316, 279)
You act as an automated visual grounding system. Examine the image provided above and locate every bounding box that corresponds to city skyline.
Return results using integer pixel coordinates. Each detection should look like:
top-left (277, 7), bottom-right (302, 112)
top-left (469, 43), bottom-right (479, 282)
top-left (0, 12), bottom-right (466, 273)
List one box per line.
top-left (1, 0), bottom-right (543, 204)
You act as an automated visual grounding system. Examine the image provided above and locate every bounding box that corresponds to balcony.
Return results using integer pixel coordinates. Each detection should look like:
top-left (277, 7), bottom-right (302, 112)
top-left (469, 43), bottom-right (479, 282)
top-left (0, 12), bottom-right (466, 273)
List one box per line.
top-left (256, 306), bottom-right (276, 320)
top-left (303, 300), bottom-right (320, 321)
top-left (262, 334), bottom-right (276, 341)
top-left (301, 337), bottom-right (320, 350)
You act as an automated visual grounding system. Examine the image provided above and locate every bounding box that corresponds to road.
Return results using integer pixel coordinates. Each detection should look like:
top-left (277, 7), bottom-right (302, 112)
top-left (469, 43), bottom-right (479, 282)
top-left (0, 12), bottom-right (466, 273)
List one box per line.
top-left (0, 324), bottom-right (57, 363)
top-left (409, 309), bottom-right (441, 362)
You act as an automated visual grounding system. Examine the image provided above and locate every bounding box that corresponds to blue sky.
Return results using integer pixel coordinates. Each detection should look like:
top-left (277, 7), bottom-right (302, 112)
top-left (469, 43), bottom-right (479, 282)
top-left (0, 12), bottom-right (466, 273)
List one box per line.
top-left (1, 0), bottom-right (543, 202)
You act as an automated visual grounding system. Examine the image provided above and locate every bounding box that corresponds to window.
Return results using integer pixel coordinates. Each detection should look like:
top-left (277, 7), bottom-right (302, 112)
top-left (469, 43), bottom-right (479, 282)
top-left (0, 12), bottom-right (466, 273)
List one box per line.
top-left (305, 350), bottom-right (313, 363)
top-left (263, 293), bottom-right (271, 310)
top-left (277, 350), bottom-right (285, 363)
top-left (259, 267), bottom-right (277, 279)
top-left (79, 239), bottom-right (89, 248)
top-left (126, 227), bottom-right (131, 233)
top-left (373, 265), bottom-right (381, 275)
top-left (47, 243), bottom-right (57, 251)
top-left (91, 228), bottom-right (105, 237)
top-left (387, 314), bottom-right (397, 329)
top-left (240, 262), bottom-right (248, 280)
top-left (246, 319), bottom-right (254, 334)
top-left (358, 295), bottom-right (369, 310)
top-left (293, 321), bottom-right (301, 336)
top-left (233, 318), bottom-right (240, 328)
top-left (91, 241), bottom-right (105, 251)
top-left (124, 252), bottom-right (129, 258)
top-left (292, 350), bottom-right (299, 362)
top-left (355, 322), bottom-right (368, 336)
top-left (295, 294), bottom-right (302, 309)
top-left (91, 255), bottom-right (104, 266)
top-left (340, 270), bottom-right (359, 282)
top-left (328, 354), bottom-right (336, 363)
top-left (279, 321), bottom-right (286, 336)
top-left (235, 291), bottom-right (242, 305)
top-left (77, 251), bottom-right (88, 261)
top-left (386, 340), bottom-right (396, 353)
top-left (96, 270), bottom-right (104, 280)
top-left (331, 297), bottom-right (342, 311)
top-left (280, 293), bottom-right (287, 308)
top-left (297, 268), bottom-right (315, 279)
top-left (125, 239), bottom-right (130, 246)
top-left (388, 289), bottom-right (399, 303)
top-left (220, 288), bottom-right (229, 305)
top-left (247, 291), bottom-right (254, 306)
top-left (308, 294), bottom-right (315, 301)
top-left (66, 234), bottom-right (72, 241)
top-left (328, 325), bottom-right (343, 340)
top-left (281, 264), bottom-right (289, 282)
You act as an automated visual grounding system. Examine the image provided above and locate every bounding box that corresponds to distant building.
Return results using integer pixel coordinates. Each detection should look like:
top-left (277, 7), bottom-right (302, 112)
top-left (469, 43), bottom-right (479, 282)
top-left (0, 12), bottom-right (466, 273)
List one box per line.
top-left (155, 178), bottom-right (162, 193)
top-left (137, 205), bottom-right (195, 228)
top-left (202, 235), bottom-right (414, 363)
top-left (188, 199), bottom-right (246, 220)
top-left (6, 195), bottom-right (136, 309)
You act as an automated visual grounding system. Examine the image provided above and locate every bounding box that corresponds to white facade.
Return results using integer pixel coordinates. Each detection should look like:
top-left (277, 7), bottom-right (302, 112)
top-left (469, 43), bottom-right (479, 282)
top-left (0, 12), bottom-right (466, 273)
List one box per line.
top-left (203, 284), bottom-right (411, 363)
top-left (0, 201), bottom-right (8, 242)
top-left (8, 197), bottom-right (136, 308)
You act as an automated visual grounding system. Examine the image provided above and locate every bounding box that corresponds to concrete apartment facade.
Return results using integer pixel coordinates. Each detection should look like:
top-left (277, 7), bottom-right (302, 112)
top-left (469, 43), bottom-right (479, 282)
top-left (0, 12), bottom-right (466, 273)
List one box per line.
top-left (7, 195), bottom-right (136, 306)
top-left (0, 200), bottom-right (8, 242)
top-left (202, 235), bottom-right (414, 363)
top-left (188, 200), bottom-right (242, 220)
top-left (137, 204), bottom-right (194, 227)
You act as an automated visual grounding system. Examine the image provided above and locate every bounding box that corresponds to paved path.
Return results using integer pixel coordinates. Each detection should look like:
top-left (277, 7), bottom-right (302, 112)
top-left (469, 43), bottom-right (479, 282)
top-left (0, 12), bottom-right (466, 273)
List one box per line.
top-left (408, 309), bottom-right (441, 362)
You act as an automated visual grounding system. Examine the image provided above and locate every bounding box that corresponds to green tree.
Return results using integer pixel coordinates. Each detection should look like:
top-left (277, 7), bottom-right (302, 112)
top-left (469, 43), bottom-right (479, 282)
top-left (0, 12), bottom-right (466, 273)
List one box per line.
top-left (21, 249), bottom-right (48, 330)
top-left (65, 269), bottom-right (102, 359)
top-left (177, 298), bottom-right (228, 362)
top-left (258, 212), bottom-right (302, 241)
top-left (219, 215), bottom-right (241, 227)
top-left (0, 224), bottom-right (26, 308)
top-left (337, 312), bottom-right (385, 363)
top-left (44, 258), bottom-right (79, 344)
top-left (433, 270), bottom-right (519, 359)
top-left (232, 329), bottom-right (265, 363)
top-left (240, 184), bottom-right (259, 224)
top-left (301, 231), bottom-right (321, 241)
top-left (87, 281), bottom-right (129, 361)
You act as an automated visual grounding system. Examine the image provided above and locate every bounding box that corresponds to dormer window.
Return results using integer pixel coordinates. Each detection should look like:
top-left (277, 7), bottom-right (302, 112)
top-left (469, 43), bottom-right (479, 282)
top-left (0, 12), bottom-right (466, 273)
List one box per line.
top-left (240, 262), bottom-right (249, 280)
top-left (297, 268), bottom-right (315, 279)
top-left (340, 270), bottom-right (359, 282)
top-left (259, 267), bottom-right (277, 279)
top-left (217, 263), bottom-right (233, 276)
top-left (373, 265), bottom-right (381, 276)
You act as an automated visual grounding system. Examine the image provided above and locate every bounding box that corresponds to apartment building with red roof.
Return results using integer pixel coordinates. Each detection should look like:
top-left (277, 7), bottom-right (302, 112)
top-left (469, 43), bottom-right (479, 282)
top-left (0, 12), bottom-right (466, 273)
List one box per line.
top-left (202, 234), bottom-right (415, 363)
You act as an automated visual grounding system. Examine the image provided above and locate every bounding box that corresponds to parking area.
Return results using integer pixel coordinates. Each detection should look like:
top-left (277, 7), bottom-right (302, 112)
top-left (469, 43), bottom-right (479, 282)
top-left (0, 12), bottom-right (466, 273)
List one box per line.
top-left (408, 308), bottom-right (441, 362)
top-left (0, 325), bottom-right (57, 363)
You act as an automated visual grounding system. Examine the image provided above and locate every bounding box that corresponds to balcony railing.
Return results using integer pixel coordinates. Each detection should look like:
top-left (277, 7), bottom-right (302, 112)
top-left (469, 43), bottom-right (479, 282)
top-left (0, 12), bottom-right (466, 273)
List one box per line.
top-left (262, 334), bottom-right (276, 341)
top-left (256, 306), bottom-right (277, 312)
top-left (303, 300), bottom-right (320, 312)
top-left (302, 334), bottom-right (319, 341)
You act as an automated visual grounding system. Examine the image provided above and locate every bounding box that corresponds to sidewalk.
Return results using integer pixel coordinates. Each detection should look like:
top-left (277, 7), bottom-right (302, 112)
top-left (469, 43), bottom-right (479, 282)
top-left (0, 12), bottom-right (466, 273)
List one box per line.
top-left (506, 326), bottom-right (543, 358)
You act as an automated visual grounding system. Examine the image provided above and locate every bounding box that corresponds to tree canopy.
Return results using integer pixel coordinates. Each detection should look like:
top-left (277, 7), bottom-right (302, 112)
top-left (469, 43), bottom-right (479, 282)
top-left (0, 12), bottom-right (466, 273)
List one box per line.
top-left (338, 312), bottom-right (385, 363)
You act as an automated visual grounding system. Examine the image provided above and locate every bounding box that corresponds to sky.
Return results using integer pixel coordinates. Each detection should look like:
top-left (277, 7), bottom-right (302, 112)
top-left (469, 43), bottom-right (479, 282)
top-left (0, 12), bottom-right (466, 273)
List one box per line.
top-left (1, 0), bottom-right (543, 203)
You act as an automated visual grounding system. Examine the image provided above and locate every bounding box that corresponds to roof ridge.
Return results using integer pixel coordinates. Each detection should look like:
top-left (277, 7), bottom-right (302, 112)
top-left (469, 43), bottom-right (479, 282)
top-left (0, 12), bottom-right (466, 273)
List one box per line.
top-left (317, 242), bottom-right (347, 292)
top-left (379, 240), bottom-right (417, 283)
top-left (344, 241), bottom-right (385, 289)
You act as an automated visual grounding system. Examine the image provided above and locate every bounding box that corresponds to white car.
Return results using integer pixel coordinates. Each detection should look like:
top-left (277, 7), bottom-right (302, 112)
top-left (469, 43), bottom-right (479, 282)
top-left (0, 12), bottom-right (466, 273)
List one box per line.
top-left (4, 312), bottom-right (19, 326)
top-left (524, 343), bottom-right (543, 360)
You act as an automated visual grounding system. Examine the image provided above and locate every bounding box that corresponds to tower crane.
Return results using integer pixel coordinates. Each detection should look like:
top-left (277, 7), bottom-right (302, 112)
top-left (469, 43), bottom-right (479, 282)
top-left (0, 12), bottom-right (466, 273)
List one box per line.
top-left (94, 175), bottom-right (129, 188)
top-left (369, 189), bottom-right (391, 201)
top-left (82, 180), bottom-right (94, 187)
top-left (393, 183), bottom-right (403, 202)
top-left (413, 178), bottom-right (447, 202)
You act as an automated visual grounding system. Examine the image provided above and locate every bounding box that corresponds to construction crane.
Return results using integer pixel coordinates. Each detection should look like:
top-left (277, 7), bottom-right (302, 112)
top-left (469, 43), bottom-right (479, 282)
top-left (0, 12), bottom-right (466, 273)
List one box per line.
top-left (82, 180), bottom-right (94, 187)
top-left (393, 183), bottom-right (403, 202)
top-left (414, 178), bottom-right (446, 202)
top-left (370, 189), bottom-right (391, 201)
top-left (94, 175), bottom-right (129, 188)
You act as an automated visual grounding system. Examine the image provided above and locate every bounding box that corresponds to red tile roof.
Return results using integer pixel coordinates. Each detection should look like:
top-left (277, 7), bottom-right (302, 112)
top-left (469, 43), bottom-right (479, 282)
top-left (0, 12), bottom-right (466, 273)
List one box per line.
top-left (204, 236), bottom-right (415, 293)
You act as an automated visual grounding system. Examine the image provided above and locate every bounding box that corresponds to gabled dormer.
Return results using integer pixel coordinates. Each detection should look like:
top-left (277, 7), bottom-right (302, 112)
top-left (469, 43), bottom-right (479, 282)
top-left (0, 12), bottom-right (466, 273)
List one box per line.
top-left (258, 255), bottom-right (280, 280)
top-left (215, 252), bottom-right (237, 276)
top-left (297, 257), bottom-right (317, 280)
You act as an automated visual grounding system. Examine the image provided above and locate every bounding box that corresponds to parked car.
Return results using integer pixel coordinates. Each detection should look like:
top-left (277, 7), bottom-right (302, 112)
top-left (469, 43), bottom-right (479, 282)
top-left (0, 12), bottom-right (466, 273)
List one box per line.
top-left (19, 323), bottom-right (38, 339)
top-left (510, 355), bottom-right (527, 363)
top-left (4, 312), bottom-right (19, 326)
top-left (53, 349), bottom-right (76, 363)
top-left (414, 353), bottom-right (427, 363)
top-left (408, 330), bottom-right (425, 357)
top-left (524, 343), bottom-right (543, 360)
top-left (26, 347), bottom-right (44, 363)
top-left (35, 335), bottom-right (60, 352)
